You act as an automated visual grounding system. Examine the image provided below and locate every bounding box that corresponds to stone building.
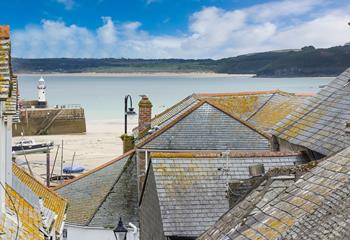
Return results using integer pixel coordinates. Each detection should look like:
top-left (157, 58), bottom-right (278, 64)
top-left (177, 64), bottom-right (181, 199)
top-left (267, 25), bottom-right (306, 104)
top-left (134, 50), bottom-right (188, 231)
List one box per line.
top-left (139, 151), bottom-right (307, 240)
top-left (55, 150), bottom-right (139, 240)
top-left (131, 91), bottom-right (311, 240)
top-left (0, 25), bottom-right (67, 240)
top-left (198, 67), bottom-right (350, 239)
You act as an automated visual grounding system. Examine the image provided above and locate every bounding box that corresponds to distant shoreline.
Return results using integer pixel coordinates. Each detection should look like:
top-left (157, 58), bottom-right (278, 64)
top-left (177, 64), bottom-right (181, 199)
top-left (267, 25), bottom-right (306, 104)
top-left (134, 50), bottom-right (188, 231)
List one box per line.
top-left (17, 72), bottom-right (256, 78)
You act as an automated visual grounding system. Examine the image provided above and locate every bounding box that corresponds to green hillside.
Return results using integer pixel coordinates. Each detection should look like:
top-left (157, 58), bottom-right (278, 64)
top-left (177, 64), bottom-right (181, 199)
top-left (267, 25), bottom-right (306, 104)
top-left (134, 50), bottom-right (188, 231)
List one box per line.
top-left (12, 45), bottom-right (350, 77)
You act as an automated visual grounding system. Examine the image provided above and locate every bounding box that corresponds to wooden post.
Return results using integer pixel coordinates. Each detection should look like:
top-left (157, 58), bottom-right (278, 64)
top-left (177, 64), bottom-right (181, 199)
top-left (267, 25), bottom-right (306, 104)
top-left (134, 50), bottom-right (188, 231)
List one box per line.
top-left (60, 140), bottom-right (64, 183)
top-left (46, 147), bottom-right (50, 187)
top-left (50, 144), bottom-right (60, 179)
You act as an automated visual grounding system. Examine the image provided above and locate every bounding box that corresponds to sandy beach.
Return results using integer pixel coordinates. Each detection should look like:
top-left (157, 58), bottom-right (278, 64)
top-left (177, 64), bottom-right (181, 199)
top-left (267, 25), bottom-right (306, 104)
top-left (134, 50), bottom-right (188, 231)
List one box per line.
top-left (13, 119), bottom-right (137, 184)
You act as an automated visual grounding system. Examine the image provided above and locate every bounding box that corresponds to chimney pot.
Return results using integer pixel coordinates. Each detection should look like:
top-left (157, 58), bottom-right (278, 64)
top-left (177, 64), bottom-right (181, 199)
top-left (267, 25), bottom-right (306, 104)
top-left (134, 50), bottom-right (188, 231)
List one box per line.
top-left (249, 164), bottom-right (265, 177)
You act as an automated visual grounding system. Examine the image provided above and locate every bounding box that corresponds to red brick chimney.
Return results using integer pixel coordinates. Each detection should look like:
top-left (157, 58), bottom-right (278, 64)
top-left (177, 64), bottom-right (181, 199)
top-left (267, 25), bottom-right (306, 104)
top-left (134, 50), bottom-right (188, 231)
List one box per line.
top-left (138, 95), bottom-right (152, 133)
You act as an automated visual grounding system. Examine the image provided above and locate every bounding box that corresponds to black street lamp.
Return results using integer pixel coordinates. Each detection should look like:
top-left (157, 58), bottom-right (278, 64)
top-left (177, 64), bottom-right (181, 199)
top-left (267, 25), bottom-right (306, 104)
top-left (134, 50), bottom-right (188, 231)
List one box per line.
top-left (113, 218), bottom-right (128, 240)
top-left (124, 95), bottom-right (137, 134)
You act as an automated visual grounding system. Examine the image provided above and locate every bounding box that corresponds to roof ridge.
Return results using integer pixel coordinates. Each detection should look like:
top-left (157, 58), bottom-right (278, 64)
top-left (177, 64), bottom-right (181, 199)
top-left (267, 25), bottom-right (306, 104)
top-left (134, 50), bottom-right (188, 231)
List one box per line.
top-left (204, 99), bottom-right (272, 139)
top-left (150, 151), bottom-right (303, 158)
top-left (196, 89), bottom-right (280, 97)
top-left (133, 94), bottom-right (197, 132)
top-left (53, 149), bottom-right (135, 190)
top-left (245, 92), bottom-right (277, 121)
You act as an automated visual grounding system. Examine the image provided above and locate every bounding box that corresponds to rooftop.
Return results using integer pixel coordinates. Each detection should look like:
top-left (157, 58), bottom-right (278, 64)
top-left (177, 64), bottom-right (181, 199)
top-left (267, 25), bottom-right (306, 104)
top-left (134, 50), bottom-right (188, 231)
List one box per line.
top-left (13, 164), bottom-right (67, 234)
top-left (200, 146), bottom-right (350, 239)
top-left (138, 101), bottom-right (272, 151)
top-left (0, 185), bottom-right (44, 239)
top-left (272, 67), bottom-right (350, 156)
top-left (135, 90), bottom-right (311, 146)
top-left (142, 151), bottom-right (307, 238)
top-left (55, 150), bottom-right (139, 228)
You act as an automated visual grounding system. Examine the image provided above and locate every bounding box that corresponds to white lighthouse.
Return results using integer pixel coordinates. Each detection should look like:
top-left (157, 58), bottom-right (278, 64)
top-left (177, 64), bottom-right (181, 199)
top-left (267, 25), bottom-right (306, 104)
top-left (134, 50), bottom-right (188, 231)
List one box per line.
top-left (37, 76), bottom-right (47, 108)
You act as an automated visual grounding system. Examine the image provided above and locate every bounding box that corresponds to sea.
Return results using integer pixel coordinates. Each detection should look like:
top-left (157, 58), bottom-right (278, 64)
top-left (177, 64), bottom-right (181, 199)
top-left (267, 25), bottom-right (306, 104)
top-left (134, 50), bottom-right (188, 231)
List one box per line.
top-left (18, 74), bottom-right (333, 121)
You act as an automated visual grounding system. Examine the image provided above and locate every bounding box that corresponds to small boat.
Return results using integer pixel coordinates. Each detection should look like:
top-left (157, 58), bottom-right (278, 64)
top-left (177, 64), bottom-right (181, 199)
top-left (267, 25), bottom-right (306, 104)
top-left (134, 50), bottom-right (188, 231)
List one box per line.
top-left (12, 139), bottom-right (54, 155)
top-left (63, 166), bottom-right (85, 174)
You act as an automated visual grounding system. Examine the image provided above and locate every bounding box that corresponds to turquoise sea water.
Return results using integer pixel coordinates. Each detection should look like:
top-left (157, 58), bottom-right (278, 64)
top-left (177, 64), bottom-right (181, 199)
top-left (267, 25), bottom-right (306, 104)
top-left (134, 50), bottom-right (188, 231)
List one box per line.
top-left (18, 74), bottom-right (333, 121)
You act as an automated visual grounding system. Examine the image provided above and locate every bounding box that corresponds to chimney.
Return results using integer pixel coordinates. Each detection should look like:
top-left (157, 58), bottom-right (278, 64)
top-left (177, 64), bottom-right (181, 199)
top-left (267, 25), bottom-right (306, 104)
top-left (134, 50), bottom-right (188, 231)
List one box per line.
top-left (345, 120), bottom-right (350, 134)
top-left (249, 164), bottom-right (265, 177)
top-left (138, 95), bottom-right (152, 133)
top-left (121, 134), bottom-right (134, 153)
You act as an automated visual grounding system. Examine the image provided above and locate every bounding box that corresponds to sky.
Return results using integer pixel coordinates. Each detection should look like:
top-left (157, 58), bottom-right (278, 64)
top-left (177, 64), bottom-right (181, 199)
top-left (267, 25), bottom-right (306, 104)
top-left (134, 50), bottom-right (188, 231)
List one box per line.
top-left (2, 0), bottom-right (350, 59)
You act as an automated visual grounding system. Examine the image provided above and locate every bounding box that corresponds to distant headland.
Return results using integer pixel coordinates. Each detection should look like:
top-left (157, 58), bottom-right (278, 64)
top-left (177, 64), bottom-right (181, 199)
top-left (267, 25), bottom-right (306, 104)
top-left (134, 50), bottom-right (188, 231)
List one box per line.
top-left (13, 44), bottom-right (350, 77)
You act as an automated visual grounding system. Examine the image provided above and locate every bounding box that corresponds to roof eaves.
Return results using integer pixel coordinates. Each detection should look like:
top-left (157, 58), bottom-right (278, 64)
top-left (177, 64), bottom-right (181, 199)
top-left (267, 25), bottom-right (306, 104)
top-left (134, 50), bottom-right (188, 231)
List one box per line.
top-left (53, 149), bottom-right (136, 190)
top-left (150, 150), bottom-right (304, 159)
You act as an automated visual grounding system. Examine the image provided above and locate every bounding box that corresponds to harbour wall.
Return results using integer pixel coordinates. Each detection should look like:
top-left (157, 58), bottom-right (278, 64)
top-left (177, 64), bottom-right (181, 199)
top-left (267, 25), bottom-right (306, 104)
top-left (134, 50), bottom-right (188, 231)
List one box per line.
top-left (13, 107), bottom-right (86, 136)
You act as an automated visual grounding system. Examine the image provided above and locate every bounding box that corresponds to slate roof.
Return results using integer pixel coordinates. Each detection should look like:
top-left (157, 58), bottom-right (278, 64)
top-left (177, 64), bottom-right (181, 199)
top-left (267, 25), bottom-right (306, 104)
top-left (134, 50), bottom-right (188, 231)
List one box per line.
top-left (199, 146), bottom-right (350, 240)
top-left (138, 101), bottom-right (271, 150)
top-left (0, 26), bottom-right (11, 100)
top-left (13, 164), bottom-right (67, 233)
top-left (0, 185), bottom-right (45, 240)
top-left (135, 91), bottom-right (310, 147)
top-left (55, 150), bottom-right (139, 228)
top-left (198, 162), bottom-right (317, 240)
top-left (272, 68), bottom-right (350, 156)
top-left (145, 151), bottom-right (306, 238)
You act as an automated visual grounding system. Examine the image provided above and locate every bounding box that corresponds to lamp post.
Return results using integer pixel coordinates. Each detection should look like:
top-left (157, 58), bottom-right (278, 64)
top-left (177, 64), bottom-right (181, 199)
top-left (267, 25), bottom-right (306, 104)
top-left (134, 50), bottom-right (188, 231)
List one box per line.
top-left (113, 217), bottom-right (128, 240)
top-left (124, 95), bottom-right (137, 134)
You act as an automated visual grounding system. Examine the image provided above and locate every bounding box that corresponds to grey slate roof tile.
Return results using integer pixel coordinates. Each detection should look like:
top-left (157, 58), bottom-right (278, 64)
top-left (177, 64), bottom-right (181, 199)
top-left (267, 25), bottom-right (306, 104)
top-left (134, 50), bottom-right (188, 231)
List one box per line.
top-left (56, 151), bottom-right (138, 227)
top-left (143, 103), bottom-right (271, 150)
top-left (271, 68), bottom-right (350, 156)
top-left (149, 152), bottom-right (305, 238)
top-left (136, 91), bottom-right (309, 145)
top-left (199, 147), bottom-right (350, 240)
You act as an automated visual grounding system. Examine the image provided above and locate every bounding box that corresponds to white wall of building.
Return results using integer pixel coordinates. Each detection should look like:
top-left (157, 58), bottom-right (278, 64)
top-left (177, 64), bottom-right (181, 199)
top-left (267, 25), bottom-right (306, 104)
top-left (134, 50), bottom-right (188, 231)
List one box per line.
top-left (63, 224), bottom-right (139, 240)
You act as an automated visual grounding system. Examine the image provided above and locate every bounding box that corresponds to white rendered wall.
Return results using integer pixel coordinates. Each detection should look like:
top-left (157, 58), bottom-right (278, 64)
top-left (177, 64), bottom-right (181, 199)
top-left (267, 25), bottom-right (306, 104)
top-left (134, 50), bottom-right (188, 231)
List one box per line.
top-left (63, 224), bottom-right (139, 240)
top-left (38, 88), bottom-right (46, 102)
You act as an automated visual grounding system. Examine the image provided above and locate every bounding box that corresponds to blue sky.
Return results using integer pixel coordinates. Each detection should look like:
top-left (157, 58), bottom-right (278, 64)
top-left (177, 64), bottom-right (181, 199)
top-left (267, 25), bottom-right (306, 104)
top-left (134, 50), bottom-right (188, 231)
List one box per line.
top-left (2, 0), bottom-right (350, 58)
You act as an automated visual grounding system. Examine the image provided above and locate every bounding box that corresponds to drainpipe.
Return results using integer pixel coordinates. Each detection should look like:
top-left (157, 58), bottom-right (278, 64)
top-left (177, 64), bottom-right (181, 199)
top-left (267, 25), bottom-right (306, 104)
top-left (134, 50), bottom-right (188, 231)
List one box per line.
top-left (0, 102), bottom-right (6, 212)
top-left (5, 116), bottom-right (12, 186)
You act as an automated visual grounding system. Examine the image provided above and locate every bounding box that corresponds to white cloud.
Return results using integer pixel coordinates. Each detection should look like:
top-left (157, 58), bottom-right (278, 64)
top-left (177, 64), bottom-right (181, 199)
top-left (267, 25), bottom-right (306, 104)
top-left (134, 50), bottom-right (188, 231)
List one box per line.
top-left (12, 0), bottom-right (350, 59)
top-left (56, 0), bottom-right (75, 10)
top-left (97, 17), bottom-right (118, 45)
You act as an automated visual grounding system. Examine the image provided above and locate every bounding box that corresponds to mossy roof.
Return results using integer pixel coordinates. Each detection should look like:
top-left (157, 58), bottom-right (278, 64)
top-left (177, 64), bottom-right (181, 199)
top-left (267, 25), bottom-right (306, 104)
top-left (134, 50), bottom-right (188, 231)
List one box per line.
top-left (55, 150), bottom-right (138, 227)
top-left (0, 185), bottom-right (45, 240)
top-left (199, 146), bottom-right (350, 240)
top-left (135, 90), bottom-right (310, 145)
top-left (272, 67), bottom-right (350, 156)
top-left (13, 164), bottom-right (67, 234)
top-left (145, 151), bottom-right (306, 238)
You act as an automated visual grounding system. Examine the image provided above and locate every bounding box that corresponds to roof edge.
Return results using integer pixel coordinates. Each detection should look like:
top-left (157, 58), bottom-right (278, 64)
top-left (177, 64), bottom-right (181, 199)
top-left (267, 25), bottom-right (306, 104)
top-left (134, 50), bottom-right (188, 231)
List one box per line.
top-left (13, 164), bottom-right (66, 202)
top-left (53, 149), bottom-right (135, 190)
top-left (136, 100), bottom-right (206, 147)
top-left (150, 150), bottom-right (303, 159)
